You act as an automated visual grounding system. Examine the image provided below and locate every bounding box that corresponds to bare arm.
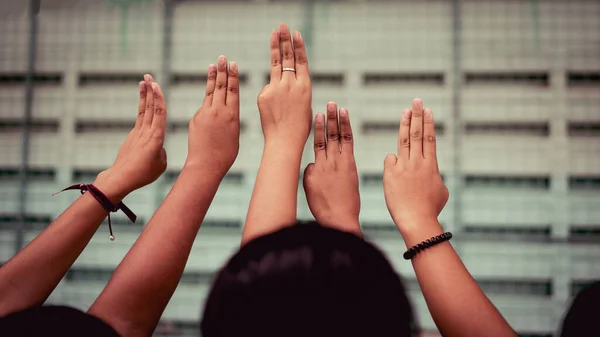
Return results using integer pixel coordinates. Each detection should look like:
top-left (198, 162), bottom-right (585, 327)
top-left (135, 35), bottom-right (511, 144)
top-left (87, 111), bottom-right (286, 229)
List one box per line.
top-left (88, 58), bottom-right (241, 337)
top-left (0, 75), bottom-right (167, 317)
top-left (242, 24), bottom-right (312, 245)
top-left (383, 99), bottom-right (516, 337)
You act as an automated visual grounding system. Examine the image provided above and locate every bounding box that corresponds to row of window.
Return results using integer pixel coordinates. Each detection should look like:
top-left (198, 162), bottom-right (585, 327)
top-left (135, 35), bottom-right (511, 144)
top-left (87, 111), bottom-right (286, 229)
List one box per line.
top-left (57, 265), bottom-right (598, 299)
top-left (2, 168), bottom-right (599, 191)
top-left (0, 71), bottom-right (598, 87)
top-left (1, 214), bottom-right (598, 242)
top-left (2, 119), bottom-right (599, 138)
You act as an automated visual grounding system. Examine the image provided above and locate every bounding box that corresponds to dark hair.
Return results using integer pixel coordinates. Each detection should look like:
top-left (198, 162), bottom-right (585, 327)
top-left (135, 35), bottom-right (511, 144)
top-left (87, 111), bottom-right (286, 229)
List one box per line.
top-left (559, 281), bottom-right (600, 337)
top-left (201, 222), bottom-right (416, 337)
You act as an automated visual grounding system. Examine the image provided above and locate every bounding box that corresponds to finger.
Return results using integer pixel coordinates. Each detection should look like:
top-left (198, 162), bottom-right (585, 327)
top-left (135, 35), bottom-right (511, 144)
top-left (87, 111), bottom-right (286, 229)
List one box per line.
top-left (292, 30), bottom-right (309, 81)
top-left (151, 82), bottom-right (167, 138)
top-left (423, 108), bottom-right (438, 162)
top-left (302, 163), bottom-right (315, 197)
top-left (384, 153), bottom-right (398, 171)
top-left (279, 23), bottom-right (295, 80)
top-left (303, 163), bottom-right (315, 185)
top-left (226, 62), bottom-right (239, 108)
top-left (269, 29), bottom-right (281, 83)
top-left (409, 98), bottom-right (424, 159)
top-left (398, 109), bottom-right (411, 164)
top-left (339, 108), bottom-right (354, 155)
top-left (135, 81), bottom-right (146, 129)
top-left (326, 102), bottom-right (340, 158)
top-left (213, 55), bottom-right (228, 106)
top-left (313, 113), bottom-right (327, 162)
top-left (202, 64), bottom-right (217, 107)
top-left (142, 74), bottom-right (155, 127)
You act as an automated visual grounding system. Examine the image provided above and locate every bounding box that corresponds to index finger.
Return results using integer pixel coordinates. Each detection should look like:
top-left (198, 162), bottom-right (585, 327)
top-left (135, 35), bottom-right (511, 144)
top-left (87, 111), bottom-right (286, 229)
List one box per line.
top-left (293, 30), bottom-right (309, 81)
top-left (142, 74), bottom-right (155, 128)
top-left (409, 98), bottom-right (424, 159)
top-left (150, 82), bottom-right (167, 138)
top-left (135, 81), bottom-right (146, 129)
top-left (269, 30), bottom-right (281, 83)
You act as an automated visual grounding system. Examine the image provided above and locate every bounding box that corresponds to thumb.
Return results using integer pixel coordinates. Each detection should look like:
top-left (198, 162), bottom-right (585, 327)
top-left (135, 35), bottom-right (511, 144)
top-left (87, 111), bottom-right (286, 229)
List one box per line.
top-left (384, 153), bottom-right (397, 171)
top-left (302, 163), bottom-right (315, 189)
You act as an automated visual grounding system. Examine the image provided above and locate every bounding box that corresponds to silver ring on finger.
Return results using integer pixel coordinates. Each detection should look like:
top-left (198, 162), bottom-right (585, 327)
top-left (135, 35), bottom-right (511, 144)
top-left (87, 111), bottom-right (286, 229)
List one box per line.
top-left (282, 68), bottom-right (296, 73)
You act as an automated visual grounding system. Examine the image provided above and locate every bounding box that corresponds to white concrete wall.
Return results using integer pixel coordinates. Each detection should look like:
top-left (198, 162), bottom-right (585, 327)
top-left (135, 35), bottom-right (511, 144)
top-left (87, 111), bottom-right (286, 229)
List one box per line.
top-left (0, 0), bottom-right (599, 335)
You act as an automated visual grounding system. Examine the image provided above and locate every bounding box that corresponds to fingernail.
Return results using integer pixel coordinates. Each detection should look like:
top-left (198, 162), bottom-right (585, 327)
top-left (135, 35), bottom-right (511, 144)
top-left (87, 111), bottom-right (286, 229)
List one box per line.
top-left (144, 74), bottom-right (151, 82)
top-left (425, 108), bottom-right (433, 117)
top-left (402, 109), bottom-right (411, 120)
top-left (229, 62), bottom-right (237, 70)
top-left (293, 30), bottom-right (300, 40)
top-left (218, 56), bottom-right (226, 66)
top-left (316, 113), bottom-right (324, 122)
top-left (151, 83), bottom-right (158, 90)
top-left (327, 102), bottom-right (336, 111)
top-left (340, 108), bottom-right (348, 117)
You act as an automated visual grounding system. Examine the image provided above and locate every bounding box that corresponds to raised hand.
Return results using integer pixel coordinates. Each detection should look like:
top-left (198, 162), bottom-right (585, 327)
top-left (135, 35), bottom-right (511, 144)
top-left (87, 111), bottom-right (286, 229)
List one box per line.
top-left (242, 24), bottom-right (312, 244)
top-left (98, 74), bottom-right (167, 195)
top-left (185, 56), bottom-right (240, 176)
top-left (303, 102), bottom-right (361, 236)
top-left (257, 23), bottom-right (312, 148)
top-left (383, 98), bottom-right (448, 235)
top-left (382, 99), bottom-right (516, 337)
top-left (88, 57), bottom-right (241, 337)
top-left (0, 75), bottom-right (169, 317)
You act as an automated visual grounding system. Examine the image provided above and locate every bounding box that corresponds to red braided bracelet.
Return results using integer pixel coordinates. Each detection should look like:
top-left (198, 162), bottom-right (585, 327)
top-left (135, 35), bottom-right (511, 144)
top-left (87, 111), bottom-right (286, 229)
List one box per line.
top-left (53, 184), bottom-right (137, 240)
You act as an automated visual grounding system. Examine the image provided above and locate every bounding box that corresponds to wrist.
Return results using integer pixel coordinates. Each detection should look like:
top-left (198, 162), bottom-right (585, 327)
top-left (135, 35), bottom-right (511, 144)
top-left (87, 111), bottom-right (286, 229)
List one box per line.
top-left (394, 216), bottom-right (444, 248)
top-left (93, 170), bottom-right (131, 204)
top-left (264, 136), bottom-right (306, 154)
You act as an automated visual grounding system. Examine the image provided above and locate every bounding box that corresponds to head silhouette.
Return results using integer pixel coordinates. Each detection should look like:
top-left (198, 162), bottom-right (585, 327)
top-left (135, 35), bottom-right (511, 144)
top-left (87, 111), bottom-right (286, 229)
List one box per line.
top-left (559, 281), bottom-right (600, 337)
top-left (201, 222), bottom-right (416, 337)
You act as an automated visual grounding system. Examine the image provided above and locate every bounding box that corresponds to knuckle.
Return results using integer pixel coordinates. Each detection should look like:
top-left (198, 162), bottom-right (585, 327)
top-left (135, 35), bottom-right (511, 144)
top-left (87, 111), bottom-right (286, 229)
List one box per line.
top-left (282, 50), bottom-right (294, 60)
top-left (205, 89), bottom-right (214, 97)
top-left (425, 134), bottom-right (436, 143)
top-left (154, 107), bottom-right (164, 116)
top-left (228, 86), bottom-right (239, 94)
top-left (216, 83), bottom-right (227, 90)
top-left (340, 134), bottom-right (353, 142)
top-left (412, 110), bottom-right (423, 118)
top-left (410, 130), bottom-right (422, 139)
top-left (295, 54), bottom-right (308, 65)
top-left (314, 141), bottom-right (326, 151)
top-left (138, 108), bottom-right (145, 117)
top-left (327, 132), bottom-right (339, 140)
top-left (271, 58), bottom-right (280, 67)
top-left (399, 137), bottom-right (410, 147)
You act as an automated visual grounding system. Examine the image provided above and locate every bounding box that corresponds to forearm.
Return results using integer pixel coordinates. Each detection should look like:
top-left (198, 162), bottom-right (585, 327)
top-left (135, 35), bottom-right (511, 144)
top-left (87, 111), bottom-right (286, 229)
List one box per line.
top-left (0, 176), bottom-right (126, 316)
top-left (88, 167), bottom-right (222, 337)
top-left (401, 219), bottom-right (516, 337)
top-left (242, 141), bottom-right (303, 245)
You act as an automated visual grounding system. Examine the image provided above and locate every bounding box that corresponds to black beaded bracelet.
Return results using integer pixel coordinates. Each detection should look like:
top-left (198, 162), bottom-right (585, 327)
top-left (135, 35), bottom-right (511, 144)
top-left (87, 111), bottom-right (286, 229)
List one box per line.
top-left (403, 232), bottom-right (453, 260)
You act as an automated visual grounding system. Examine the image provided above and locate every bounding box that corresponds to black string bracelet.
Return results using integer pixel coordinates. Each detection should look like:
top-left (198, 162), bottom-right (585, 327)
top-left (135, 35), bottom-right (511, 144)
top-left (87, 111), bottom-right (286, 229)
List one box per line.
top-left (53, 184), bottom-right (137, 241)
top-left (403, 232), bottom-right (453, 260)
